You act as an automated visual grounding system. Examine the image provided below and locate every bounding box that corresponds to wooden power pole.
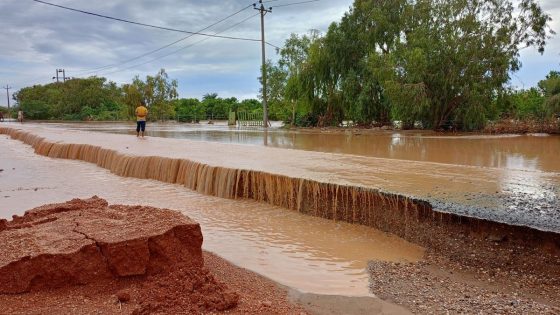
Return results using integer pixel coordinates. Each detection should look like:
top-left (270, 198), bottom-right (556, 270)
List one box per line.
top-left (4, 85), bottom-right (11, 116)
top-left (254, 0), bottom-right (271, 128)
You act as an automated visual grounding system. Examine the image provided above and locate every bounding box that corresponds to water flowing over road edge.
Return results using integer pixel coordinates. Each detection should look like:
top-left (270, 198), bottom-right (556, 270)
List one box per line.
top-left (1, 126), bottom-right (558, 280)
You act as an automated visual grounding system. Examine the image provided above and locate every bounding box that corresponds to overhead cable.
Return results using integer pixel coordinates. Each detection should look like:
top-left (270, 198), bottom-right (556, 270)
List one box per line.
top-left (74, 3), bottom-right (255, 75)
top-left (32, 0), bottom-right (260, 42)
top-left (271, 0), bottom-right (321, 8)
top-left (98, 13), bottom-right (261, 76)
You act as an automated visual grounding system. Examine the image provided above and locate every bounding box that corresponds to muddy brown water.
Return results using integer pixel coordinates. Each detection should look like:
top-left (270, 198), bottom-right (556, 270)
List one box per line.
top-left (46, 121), bottom-right (560, 172)
top-left (0, 136), bottom-right (424, 296)
top-left (3, 124), bottom-right (559, 232)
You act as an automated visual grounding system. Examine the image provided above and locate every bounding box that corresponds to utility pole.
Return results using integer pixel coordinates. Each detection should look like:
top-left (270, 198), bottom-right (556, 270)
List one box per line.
top-left (4, 85), bottom-right (11, 112)
top-left (53, 69), bottom-right (66, 83)
top-left (254, 0), bottom-right (271, 128)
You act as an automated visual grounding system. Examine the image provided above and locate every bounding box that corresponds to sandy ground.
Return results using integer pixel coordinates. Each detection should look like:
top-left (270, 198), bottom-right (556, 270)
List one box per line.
top-left (369, 249), bottom-right (560, 314)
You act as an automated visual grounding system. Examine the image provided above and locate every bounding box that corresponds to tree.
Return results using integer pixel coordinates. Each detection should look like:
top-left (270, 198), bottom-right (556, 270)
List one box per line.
top-left (380, 0), bottom-right (553, 130)
top-left (175, 98), bottom-right (204, 122)
top-left (123, 69), bottom-right (178, 121)
top-left (13, 77), bottom-right (125, 120)
top-left (539, 71), bottom-right (560, 117)
top-left (266, 0), bottom-right (553, 130)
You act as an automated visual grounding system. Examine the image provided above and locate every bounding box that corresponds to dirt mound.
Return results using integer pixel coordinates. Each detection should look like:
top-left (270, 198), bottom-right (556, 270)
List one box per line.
top-left (133, 265), bottom-right (239, 314)
top-left (0, 196), bottom-right (205, 294)
top-left (0, 196), bottom-right (239, 314)
top-left (0, 197), bottom-right (241, 313)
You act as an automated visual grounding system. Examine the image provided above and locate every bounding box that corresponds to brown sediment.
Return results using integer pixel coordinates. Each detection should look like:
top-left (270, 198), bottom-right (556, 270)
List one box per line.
top-left (0, 196), bottom-right (204, 294)
top-left (0, 197), bottom-right (312, 314)
top-left (0, 252), bottom-right (311, 315)
top-left (0, 127), bottom-right (559, 280)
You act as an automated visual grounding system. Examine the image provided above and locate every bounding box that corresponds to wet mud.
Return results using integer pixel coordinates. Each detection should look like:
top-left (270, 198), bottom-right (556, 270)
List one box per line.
top-left (0, 198), bottom-right (317, 314)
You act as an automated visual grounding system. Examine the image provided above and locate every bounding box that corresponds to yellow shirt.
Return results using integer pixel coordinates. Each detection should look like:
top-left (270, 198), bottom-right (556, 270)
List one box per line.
top-left (135, 106), bottom-right (148, 121)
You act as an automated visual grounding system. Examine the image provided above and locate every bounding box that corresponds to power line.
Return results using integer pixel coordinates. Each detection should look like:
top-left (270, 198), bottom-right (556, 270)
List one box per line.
top-left (32, 0), bottom-right (261, 43)
top-left (271, 0), bottom-right (320, 8)
top-left (98, 12), bottom-right (261, 76)
top-left (265, 42), bottom-right (281, 50)
top-left (74, 3), bottom-right (256, 75)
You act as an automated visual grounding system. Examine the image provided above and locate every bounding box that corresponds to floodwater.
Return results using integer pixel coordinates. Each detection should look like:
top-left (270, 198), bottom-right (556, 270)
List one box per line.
top-left (7, 123), bottom-right (558, 232)
top-left (0, 136), bottom-right (424, 296)
top-left (47, 121), bottom-right (560, 172)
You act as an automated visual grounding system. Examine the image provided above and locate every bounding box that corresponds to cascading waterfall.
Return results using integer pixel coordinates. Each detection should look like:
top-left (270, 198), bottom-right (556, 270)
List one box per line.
top-left (2, 126), bottom-right (558, 251)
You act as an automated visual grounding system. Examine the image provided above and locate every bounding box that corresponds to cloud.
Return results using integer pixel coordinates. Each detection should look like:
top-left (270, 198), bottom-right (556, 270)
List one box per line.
top-left (0, 0), bottom-right (558, 103)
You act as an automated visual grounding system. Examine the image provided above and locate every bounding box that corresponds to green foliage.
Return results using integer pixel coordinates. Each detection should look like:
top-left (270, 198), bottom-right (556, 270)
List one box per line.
top-left (264, 0), bottom-right (553, 130)
top-left (13, 77), bottom-right (124, 121)
top-left (510, 88), bottom-right (546, 120)
top-left (385, 82), bottom-right (429, 129)
top-left (122, 69), bottom-right (178, 121)
top-left (20, 100), bottom-right (50, 120)
top-left (175, 98), bottom-right (203, 122)
top-left (539, 71), bottom-right (560, 117)
top-left (173, 95), bottom-right (263, 122)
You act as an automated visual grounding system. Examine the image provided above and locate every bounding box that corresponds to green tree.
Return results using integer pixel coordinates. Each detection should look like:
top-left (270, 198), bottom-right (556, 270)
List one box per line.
top-left (175, 98), bottom-right (205, 122)
top-left (123, 69), bottom-right (178, 121)
top-left (539, 71), bottom-right (560, 117)
top-left (380, 0), bottom-right (553, 130)
top-left (13, 77), bottom-right (125, 120)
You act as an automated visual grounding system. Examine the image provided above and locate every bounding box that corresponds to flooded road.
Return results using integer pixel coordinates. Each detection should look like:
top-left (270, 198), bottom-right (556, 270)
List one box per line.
top-left (0, 136), bottom-right (424, 296)
top-left (3, 124), bottom-right (558, 232)
top-left (47, 121), bottom-right (560, 172)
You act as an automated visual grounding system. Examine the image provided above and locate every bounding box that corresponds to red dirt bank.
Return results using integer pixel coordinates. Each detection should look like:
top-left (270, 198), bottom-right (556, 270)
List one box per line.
top-left (0, 197), bottom-right (308, 314)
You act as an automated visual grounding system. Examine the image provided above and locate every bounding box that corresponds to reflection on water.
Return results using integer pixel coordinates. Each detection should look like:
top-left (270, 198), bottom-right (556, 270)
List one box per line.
top-left (45, 121), bottom-right (560, 172)
top-left (0, 137), bottom-right (424, 296)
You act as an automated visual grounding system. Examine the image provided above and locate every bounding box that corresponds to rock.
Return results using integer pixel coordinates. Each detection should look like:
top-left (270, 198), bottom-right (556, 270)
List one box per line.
top-left (117, 290), bottom-right (131, 303)
top-left (0, 196), bottom-right (203, 294)
top-left (487, 234), bottom-right (507, 243)
top-left (261, 300), bottom-right (272, 307)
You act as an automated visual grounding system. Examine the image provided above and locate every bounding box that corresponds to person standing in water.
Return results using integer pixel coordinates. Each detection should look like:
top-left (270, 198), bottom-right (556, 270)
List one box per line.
top-left (135, 100), bottom-right (148, 138)
top-left (17, 110), bottom-right (23, 123)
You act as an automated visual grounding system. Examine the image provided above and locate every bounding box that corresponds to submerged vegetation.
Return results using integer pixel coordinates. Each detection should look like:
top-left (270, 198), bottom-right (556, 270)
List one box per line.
top-left (8, 0), bottom-right (558, 131)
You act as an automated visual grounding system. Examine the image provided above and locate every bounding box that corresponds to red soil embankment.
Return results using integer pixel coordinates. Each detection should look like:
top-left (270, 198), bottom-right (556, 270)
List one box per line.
top-left (0, 197), bottom-right (241, 314)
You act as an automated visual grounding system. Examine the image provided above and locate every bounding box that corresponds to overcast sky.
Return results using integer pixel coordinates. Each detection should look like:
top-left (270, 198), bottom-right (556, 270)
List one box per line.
top-left (0, 0), bottom-right (558, 105)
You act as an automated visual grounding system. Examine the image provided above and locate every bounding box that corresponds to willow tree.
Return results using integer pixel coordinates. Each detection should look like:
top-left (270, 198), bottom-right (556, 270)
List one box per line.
top-left (335, 0), bottom-right (408, 125)
top-left (269, 32), bottom-right (318, 124)
top-left (298, 25), bottom-right (348, 126)
top-left (379, 0), bottom-right (553, 130)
